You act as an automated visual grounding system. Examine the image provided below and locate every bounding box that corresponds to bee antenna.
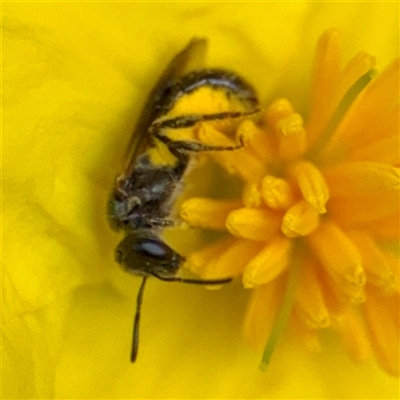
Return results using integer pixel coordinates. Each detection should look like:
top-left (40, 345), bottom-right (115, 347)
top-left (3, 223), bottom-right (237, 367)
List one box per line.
top-left (131, 276), bottom-right (148, 362)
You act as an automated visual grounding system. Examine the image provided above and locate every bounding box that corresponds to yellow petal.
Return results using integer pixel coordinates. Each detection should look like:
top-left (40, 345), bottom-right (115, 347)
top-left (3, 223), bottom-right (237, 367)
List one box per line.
top-left (226, 207), bottom-right (281, 241)
top-left (322, 58), bottom-right (400, 161)
top-left (180, 197), bottom-right (241, 230)
top-left (289, 160), bottom-right (330, 213)
top-left (281, 200), bottom-right (320, 238)
top-left (243, 236), bottom-right (292, 288)
top-left (365, 213), bottom-right (400, 240)
top-left (348, 134), bottom-right (400, 165)
top-left (328, 193), bottom-right (399, 226)
top-left (324, 162), bottom-right (399, 197)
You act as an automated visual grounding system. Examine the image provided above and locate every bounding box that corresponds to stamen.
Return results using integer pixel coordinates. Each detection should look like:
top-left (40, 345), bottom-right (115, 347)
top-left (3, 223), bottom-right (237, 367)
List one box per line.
top-left (289, 161), bottom-right (329, 213)
top-left (281, 200), bottom-right (320, 238)
top-left (180, 197), bottom-right (241, 230)
top-left (363, 288), bottom-right (399, 376)
top-left (242, 182), bottom-right (262, 208)
top-left (243, 236), bottom-right (292, 288)
top-left (237, 119), bottom-right (273, 162)
top-left (226, 207), bottom-right (281, 241)
top-left (186, 237), bottom-right (235, 275)
top-left (201, 239), bottom-right (264, 280)
top-left (264, 98), bottom-right (294, 126)
top-left (243, 280), bottom-right (283, 351)
top-left (333, 309), bottom-right (371, 363)
top-left (275, 113), bottom-right (307, 160)
top-left (198, 123), bottom-right (265, 181)
top-left (306, 221), bottom-right (366, 300)
top-left (295, 259), bottom-right (331, 329)
top-left (261, 175), bottom-right (294, 210)
top-left (291, 314), bottom-right (321, 352)
top-left (347, 231), bottom-right (396, 294)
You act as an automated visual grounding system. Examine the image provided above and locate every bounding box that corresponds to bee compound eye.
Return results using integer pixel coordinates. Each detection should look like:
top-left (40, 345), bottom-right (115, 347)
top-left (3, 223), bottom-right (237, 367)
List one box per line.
top-left (134, 238), bottom-right (171, 260)
top-left (116, 236), bottom-right (175, 264)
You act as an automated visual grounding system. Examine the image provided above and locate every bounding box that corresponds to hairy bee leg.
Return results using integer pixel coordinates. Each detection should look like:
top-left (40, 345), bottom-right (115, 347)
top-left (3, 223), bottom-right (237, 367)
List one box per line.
top-left (151, 109), bottom-right (259, 131)
top-left (167, 135), bottom-right (244, 154)
top-left (150, 109), bottom-right (259, 155)
top-left (147, 217), bottom-right (176, 228)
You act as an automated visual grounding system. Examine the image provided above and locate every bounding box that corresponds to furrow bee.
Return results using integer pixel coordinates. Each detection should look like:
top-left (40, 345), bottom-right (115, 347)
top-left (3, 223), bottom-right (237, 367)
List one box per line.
top-left (107, 38), bottom-right (259, 362)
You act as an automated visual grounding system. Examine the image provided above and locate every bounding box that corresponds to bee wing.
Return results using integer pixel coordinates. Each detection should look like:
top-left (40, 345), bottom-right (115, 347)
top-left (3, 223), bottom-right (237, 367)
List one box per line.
top-left (120, 38), bottom-right (208, 178)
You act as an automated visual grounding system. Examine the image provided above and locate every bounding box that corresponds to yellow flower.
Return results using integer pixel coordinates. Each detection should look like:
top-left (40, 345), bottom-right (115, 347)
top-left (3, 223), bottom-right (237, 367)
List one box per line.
top-left (182, 29), bottom-right (399, 376)
top-left (3, 2), bottom-right (399, 399)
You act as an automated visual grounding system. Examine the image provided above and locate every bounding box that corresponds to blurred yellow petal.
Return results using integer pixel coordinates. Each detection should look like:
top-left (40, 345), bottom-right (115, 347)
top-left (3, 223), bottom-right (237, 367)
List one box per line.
top-left (322, 59), bottom-right (400, 162)
top-left (348, 133), bottom-right (400, 164)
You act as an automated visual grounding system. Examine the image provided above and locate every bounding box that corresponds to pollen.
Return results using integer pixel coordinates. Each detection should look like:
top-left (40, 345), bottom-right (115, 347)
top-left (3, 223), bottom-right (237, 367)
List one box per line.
top-left (181, 29), bottom-right (399, 376)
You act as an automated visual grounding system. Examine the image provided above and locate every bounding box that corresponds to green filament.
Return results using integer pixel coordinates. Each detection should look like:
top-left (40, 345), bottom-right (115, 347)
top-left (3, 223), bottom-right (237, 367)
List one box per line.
top-left (259, 242), bottom-right (302, 372)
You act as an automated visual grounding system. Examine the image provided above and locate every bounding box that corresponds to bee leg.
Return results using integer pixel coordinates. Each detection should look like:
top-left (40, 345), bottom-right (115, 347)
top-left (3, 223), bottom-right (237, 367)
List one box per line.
top-left (150, 109), bottom-right (258, 156)
top-left (148, 217), bottom-right (176, 228)
top-left (151, 109), bottom-right (258, 133)
top-left (167, 135), bottom-right (244, 154)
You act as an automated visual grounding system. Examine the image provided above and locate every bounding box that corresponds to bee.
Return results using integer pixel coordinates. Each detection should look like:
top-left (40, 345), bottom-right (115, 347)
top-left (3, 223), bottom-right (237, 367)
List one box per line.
top-left (108, 38), bottom-right (259, 362)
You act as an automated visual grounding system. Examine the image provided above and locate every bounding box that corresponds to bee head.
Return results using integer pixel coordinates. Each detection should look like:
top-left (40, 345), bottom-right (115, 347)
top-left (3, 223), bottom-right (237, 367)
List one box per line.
top-left (115, 235), bottom-right (184, 278)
